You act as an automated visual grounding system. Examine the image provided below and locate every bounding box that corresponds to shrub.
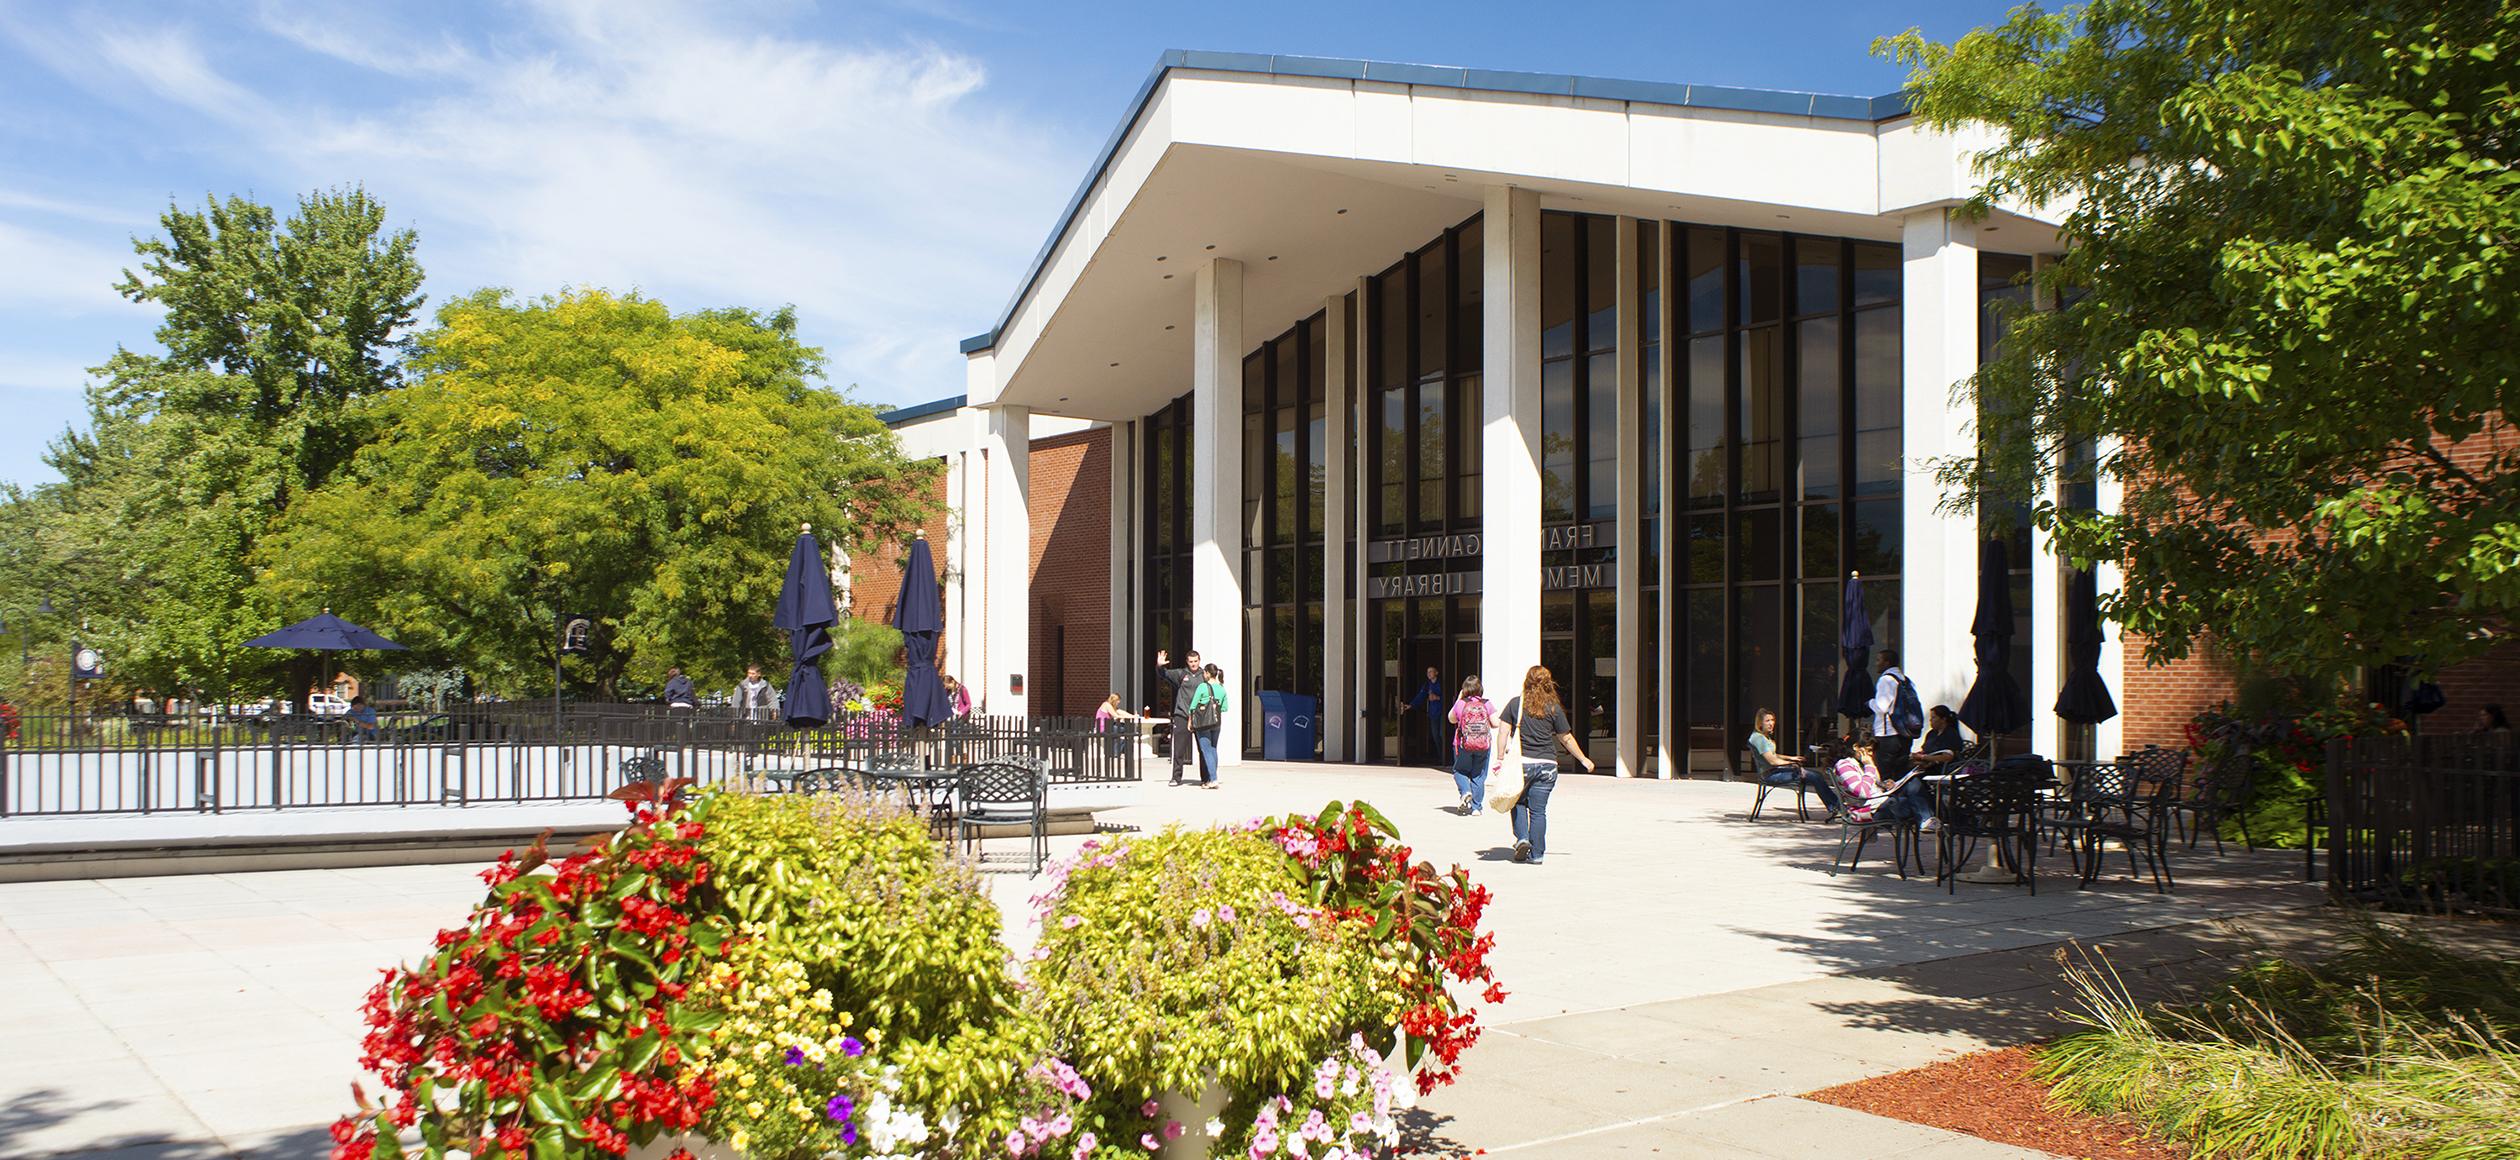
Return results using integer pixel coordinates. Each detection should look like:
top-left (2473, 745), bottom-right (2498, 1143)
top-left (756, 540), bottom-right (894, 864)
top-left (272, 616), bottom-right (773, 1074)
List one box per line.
top-left (690, 790), bottom-right (1037, 1157)
top-left (332, 785), bottom-right (730, 1159)
top-left (2036, 924), bottom-right (2520, 1158)
top-left (1029, 827), bottom-right (1375, 1128)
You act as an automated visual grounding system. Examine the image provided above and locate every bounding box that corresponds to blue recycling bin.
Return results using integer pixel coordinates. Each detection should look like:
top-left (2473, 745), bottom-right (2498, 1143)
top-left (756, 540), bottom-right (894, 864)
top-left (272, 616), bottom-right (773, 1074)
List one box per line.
top-left (1257, 691), bottom-right (1321, 761)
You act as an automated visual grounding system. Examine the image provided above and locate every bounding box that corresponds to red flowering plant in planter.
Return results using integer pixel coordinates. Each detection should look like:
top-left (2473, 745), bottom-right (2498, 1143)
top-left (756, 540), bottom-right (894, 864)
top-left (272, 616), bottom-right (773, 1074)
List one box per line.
top-left (1265, 801), bottom-right (1503, 1094)
top-left (331, 779), bottom-right (733, 1159)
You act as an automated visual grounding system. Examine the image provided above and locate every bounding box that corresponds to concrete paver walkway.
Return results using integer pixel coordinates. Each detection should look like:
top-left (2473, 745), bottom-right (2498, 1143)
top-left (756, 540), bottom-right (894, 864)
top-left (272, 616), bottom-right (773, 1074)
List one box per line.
top-left (1, 761), bottom-right (2334, 1158)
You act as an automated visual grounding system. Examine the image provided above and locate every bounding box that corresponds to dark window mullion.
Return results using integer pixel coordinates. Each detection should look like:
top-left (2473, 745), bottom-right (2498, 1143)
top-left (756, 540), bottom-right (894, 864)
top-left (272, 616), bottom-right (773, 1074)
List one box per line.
top-left (1720, 228), bottom-right (1742, 777)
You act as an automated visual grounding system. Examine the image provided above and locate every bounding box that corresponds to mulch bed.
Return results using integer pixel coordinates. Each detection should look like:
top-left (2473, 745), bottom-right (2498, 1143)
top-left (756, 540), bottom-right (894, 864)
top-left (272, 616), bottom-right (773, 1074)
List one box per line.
top-left (1806, 1045), bottom-right (2188, 1160)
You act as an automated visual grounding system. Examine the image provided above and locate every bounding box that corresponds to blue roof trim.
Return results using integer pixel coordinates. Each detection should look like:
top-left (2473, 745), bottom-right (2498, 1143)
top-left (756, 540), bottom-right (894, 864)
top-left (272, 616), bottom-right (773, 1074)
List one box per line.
top-left (955, 50), bottom-right (1911, 354)
top-left (879, 395), bottom-right (966, 426)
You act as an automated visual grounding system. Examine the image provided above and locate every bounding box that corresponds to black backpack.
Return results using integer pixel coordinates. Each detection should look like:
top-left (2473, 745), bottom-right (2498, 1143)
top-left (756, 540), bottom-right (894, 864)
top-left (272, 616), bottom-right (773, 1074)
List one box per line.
top-left (1890, 673), bottom-right (1926, 737)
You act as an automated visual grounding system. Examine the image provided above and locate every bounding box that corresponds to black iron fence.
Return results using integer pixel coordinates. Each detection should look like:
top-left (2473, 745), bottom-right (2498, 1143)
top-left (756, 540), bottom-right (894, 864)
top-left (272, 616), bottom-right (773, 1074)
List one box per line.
top-left (2324, 734), bottom-right (2520, 916)
top-left (0, 707), bottom-right (1141, 817)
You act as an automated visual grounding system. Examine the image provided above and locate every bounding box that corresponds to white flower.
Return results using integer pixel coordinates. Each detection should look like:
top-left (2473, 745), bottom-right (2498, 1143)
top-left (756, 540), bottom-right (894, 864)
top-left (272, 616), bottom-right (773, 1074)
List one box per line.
top-left (1204, 1117), bottom-right (1226, 1138)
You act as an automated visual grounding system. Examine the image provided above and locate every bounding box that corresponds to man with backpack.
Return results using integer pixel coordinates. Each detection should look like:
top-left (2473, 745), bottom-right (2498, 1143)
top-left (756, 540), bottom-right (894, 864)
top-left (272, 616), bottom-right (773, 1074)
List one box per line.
top-left (1869, 649), bottom-right (1926, 782)
top-left (1447, 677), bottom-right (1496, 815)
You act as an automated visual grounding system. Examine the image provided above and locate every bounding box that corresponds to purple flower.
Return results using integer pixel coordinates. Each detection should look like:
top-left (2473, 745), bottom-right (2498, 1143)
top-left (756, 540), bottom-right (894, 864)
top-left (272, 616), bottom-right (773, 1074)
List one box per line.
top-left (840, 1036), bottom-right (866, 1058)
top-left (783, 1047), bottom-right (806, 1067)
top-left (827, 1094), bottom-right (855, 1123)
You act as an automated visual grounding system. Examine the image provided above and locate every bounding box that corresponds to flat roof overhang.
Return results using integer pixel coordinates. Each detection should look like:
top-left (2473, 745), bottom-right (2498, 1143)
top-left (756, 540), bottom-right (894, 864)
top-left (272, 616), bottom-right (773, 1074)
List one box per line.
top-left (972, 56), bottom-right (2064, 423)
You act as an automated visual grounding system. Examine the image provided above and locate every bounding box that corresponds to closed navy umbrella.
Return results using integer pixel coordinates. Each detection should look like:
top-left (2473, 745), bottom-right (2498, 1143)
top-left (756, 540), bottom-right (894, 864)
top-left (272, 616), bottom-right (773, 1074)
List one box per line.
top-left (896, 533), bottom-right (951, 729)
top-left (773, 525), bottom-right (836, 728)
top-left (2053, 567), bottom-right (2118, 725)
top-left (1836, 573), bottom-right (1876, 721)
top-left (1959, 538), bottom-right (2033, 737)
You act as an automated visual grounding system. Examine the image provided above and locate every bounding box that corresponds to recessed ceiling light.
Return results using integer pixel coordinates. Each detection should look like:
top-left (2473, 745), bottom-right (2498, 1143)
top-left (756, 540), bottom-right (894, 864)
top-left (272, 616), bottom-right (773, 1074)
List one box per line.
top-left (1164, 324), bottom-right (1176, 330)
top-left (1336, 208), bottom-right (1348, 215)
top-left (1107, 362), bottom-right (1119, 368)
top-left (1058, 395), bottom-right (1071, 402)
top-left (1163, 273), bottom-right (1174, 279)
top-left (1156, 255), bottom-right (1167, 261)
top-left (1204, 244), bottom-right (1216, 250)
top-left (1267, 255), bottom-right (1278, 261)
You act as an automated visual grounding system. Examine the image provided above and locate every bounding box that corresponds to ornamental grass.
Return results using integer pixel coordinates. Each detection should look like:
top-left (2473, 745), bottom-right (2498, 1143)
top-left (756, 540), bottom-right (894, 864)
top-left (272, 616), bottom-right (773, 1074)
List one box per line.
top-left (2035, 924), bottom-right (2520, 1159)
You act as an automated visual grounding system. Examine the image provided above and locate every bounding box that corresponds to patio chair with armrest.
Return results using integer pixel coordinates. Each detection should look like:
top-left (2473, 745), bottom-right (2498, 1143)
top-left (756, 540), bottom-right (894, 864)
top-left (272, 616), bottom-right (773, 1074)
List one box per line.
top-left (1936, 755), bottom-right (2041, 894)
top-left (2046, 759), bottom-right (2180, 892)
top-left (955, 760), bottom-right (1049, 874)
top-left (1752, 738), bottom-right (1842, 822)
top-left (1827, 760), bottom-right (1930, 879)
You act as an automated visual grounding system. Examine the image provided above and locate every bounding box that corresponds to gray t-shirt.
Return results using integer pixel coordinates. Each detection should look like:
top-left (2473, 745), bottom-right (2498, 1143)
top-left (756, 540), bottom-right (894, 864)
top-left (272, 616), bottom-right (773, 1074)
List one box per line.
top-left (1498, 697), bottom-right (1571, 756)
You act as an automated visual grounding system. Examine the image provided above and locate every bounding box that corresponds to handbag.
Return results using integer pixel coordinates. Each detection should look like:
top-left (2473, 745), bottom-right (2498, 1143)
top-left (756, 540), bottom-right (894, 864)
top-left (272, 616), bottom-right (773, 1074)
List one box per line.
top-left (1489, 771), bottom-right (1524, 816)
top-left (1189, 690), bottom-right (1222, 732)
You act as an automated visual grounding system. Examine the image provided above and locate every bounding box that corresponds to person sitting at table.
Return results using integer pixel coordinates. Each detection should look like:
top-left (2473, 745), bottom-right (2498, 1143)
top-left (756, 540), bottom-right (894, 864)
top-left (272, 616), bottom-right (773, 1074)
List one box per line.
top-left (1912, 705), bottom-right (1968, 769)
top-left (1749, 707), bottom-right (1840, 818)
top-left (1832, 742), bottom-right (1937, 831)
top-left (1094, 693), bottom-right (1139, 755)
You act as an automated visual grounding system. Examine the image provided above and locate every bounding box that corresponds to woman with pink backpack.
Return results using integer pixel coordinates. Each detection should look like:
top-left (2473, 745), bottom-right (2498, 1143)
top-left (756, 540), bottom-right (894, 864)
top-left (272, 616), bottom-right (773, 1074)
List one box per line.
top-left (1447, 676), bottom-right (1497, 815)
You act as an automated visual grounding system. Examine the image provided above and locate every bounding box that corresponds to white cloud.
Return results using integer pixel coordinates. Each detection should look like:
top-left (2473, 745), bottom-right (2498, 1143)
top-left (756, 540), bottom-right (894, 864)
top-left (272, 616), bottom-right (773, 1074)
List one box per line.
top-left (0, 350), bottom-right (105, 393)
top-left (10, 1), bottom-right (1083, 404)
top-left (0, 219), bottom-right (145, 315)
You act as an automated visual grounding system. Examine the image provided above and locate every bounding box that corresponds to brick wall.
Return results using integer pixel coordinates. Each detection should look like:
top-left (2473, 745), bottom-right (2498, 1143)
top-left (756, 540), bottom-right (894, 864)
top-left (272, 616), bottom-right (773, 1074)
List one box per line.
top-left (848, 469), bottom-right (954, 671)
top-left (1027, 428), bottom-right (1112, 719)
top-left (2119, 636), bottom-right (2240, 751)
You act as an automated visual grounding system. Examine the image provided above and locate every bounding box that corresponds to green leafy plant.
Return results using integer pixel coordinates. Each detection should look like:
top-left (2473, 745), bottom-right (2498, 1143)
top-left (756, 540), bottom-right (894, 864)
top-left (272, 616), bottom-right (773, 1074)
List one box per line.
top-left (333, 782), bottom-right (730, 1159)
top-left (2037, 924), bottom-right (2520, 1158)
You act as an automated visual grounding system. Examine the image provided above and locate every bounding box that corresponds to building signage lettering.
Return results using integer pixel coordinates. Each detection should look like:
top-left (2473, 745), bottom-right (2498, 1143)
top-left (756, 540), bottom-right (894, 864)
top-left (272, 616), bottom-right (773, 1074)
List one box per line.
top-left (1542, 522), bottom-right (1616, 552)
top-left (1366, 572), bottom-right (1482, 599)
top-left (1543, 564), bottom-right (1614, 591)
top-left (1366, 532), bottom-right (1483, 565)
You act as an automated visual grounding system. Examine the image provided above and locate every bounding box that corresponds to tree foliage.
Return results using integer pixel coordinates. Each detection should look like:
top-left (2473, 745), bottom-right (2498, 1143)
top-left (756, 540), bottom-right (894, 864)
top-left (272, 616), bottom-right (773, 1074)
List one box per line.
top-left (256, 289), bottom-right (939, 699)
top-left (1882, 0), bottom-right (2520, 681)
top-left (2, 189), bottom-right (423, 705)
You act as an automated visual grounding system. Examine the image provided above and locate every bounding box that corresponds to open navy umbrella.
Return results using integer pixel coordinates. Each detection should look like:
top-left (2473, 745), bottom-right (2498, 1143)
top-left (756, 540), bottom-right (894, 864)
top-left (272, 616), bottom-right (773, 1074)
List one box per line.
top-left (1835, 573), bottom-right (1876, 722)
top-left (773, 525), bottom-right (836, 728)
top-left (1959, 538), bottom-right (2033, 737)
top-left (895, 532), bottom-right (951, 729)
top-left (245, 610), bottom-right (406, 712)
top-left (2053, 567), bottom-right (2118, 725)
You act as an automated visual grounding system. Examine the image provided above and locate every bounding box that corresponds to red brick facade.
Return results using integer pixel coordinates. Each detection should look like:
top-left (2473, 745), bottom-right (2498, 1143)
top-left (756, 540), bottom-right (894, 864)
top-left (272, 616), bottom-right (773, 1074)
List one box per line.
top-left (1026, 428), bottom-right (1112, 719)
top-left (847, 474), bottom-right (955, 671)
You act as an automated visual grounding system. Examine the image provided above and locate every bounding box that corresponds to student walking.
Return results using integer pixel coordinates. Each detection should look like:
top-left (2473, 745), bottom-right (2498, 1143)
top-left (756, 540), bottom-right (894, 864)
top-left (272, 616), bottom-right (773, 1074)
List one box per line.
top-left (1189, 663), bottom-right (1228, 788)
top-left (1447, 677), bottom-right (1496, 814)
top-left (1156, 649), bottom-right (1203, 786)
top-left (1497, 665), bottom-right (1596, 865)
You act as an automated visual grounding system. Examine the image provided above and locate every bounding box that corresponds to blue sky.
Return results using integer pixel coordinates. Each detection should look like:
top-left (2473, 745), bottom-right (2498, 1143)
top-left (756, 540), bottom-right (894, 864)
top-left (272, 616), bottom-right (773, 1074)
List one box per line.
top-left (0, 0), bottom-right (2022, 489)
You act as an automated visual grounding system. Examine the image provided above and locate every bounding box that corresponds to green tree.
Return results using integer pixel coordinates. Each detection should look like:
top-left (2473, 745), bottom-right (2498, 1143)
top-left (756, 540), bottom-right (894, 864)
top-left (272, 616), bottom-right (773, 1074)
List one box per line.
top-left (258, 289), bottom-right (940, 699)
top-left (15, 188), bottom-right (426, 705)
top-left (1882, 0), bottom-right (2520, 682)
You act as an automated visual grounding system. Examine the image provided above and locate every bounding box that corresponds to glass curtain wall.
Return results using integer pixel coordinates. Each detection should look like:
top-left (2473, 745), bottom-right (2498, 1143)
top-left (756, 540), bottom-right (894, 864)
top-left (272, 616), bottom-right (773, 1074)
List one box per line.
top-left (1140, 394), bottom-right (1194, 715)
top-left (1673, 226), bottom-right (1904, 774)
top-left (1539, 212), bottom-right (1621, 756)
top-left (1637, 221), bottom-right (1662, 767)
top-left (1241, 313), bottom-right (1330, 755)
top-left (1979, 252), bottom-right (2039, 758)
top-left (1364, 214), bottom-right (1484, 764)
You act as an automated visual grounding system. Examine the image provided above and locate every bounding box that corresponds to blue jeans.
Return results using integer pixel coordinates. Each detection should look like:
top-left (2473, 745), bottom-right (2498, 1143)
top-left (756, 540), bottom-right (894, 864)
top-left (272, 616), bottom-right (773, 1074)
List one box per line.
top-left (1511, 761), bottom-right (1558, 860)
top-left (1195, 728), bottom-right (1221, 784)
top-left (1451, 748), bottom-right (1491, 812)
top-left (1762, 766), bottom-right (1840, 811)
top-left (1881, 778), bottom-right (1936, 824)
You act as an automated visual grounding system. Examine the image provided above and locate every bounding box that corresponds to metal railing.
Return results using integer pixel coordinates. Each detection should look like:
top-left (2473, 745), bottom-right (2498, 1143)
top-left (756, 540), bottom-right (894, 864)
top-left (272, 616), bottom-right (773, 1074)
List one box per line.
top-left (0, 708), bottom-right (1140, 818)
top-left (2324, 734), bottom-right (2520, 917)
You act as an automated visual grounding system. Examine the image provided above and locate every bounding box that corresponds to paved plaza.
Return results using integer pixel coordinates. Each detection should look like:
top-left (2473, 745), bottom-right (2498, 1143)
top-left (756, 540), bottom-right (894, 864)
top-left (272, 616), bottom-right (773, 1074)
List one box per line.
top-left (1, 761), bottom-right (2341, 1158)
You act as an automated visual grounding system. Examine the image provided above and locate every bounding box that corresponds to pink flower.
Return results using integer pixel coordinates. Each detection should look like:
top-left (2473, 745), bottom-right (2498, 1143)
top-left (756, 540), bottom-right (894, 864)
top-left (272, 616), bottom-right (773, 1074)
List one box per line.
top-left (1192, 908), bottom-right (1212, 928)
top-left (1217, 904), bottom-right (1237, 923)
top-left (1164, 1120), bottom-right (1185, 1140)
top-left (1072, 1132), bottom-right (1097, 1158)
top-left (1141, 1100), bottom-right (1162, 1118)
top-left (1142, 1133), bottom-right (1161, 1150)
top-left (1007, 1130), bottom-right (1026, 1155)
top-left (1060, 914), bottom-right (1085, 929)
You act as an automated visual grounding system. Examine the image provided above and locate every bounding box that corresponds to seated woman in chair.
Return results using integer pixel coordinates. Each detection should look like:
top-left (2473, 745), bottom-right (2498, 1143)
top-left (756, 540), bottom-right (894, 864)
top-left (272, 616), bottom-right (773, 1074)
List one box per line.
top-left (1834, 742), bottom-right (1938, 831)
top-left (1911, 705), bottom-right (1969, 771)
top-left (1750, 708), bottom-right (1839, 817)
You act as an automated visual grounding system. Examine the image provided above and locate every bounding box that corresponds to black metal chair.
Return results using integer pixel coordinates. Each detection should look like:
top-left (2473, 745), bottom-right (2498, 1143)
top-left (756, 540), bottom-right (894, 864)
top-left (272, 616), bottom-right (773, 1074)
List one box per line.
top-left (1936, 757), bottom-right (2039, 894)
top-left (869, 748), bottom-right (919, 770)
top-left (620, 753), bottom-right (667, 788)
top-left (1827, 765), bottom-right (1926, 879)
top-left (1750, 767), bottom-right (1824, 821)
top-left (955, 760), bottom-right (1049, 874)
top-left (2048, 760), bottom-right (2178, 892)
top-left (2184, 749), bottom-right (2253, 852)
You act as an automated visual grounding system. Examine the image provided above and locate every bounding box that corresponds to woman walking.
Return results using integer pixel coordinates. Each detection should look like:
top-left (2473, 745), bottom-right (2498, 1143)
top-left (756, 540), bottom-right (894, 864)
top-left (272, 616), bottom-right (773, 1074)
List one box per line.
top-left (1447, 676), bottom-right (1496, 814)
top-left (1497, 665), bottom-right (1596, 864)
top-left (1189, 663), bottom-right (1229, 788)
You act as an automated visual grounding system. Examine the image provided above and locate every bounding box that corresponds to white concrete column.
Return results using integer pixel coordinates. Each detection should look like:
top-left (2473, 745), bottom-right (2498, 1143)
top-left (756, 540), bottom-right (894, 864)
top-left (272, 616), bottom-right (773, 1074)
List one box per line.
top-left (1191, 258), bottom-right (1246, 765)
top-left (1108, 419), bottom-right (1137, 708)
top-left (1350, 276), bottom-right (1374, 763)
top-left (1482, 186), bottom-right (1545, 700)
top-left (1900, 208), bottom-right (1980, 714)
top-left (2094, 434), bottom-right (2127, 760)
top-left (1654, 224), bottom-right (1679, 779)
top-left (978, 402), bottom-right (1032, 717)
top-left (1321, 292), bottom-right (1352, 762)
top-left (1613, 216), bottom-right (1644, 779)
top-left (942, 418), bottom-right (973, 681)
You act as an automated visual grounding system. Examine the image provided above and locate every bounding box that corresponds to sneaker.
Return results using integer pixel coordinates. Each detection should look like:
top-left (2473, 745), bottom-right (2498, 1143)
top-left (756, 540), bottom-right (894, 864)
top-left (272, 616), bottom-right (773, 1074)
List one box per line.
top-left (1460, 792), bottom-right (1475, 813)
top-left (1512, 840), bottom-right (1531, 863)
